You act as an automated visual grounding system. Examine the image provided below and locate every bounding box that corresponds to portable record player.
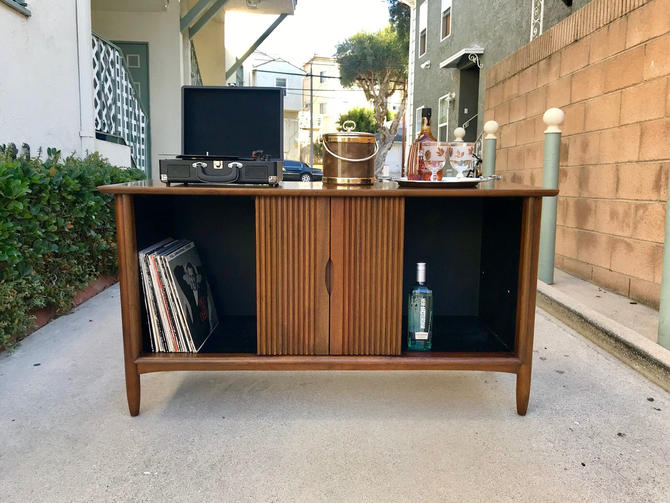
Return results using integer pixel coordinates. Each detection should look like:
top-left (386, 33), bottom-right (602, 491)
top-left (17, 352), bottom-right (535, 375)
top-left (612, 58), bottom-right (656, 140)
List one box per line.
top-left (159, 86), bottom-right (284, 186)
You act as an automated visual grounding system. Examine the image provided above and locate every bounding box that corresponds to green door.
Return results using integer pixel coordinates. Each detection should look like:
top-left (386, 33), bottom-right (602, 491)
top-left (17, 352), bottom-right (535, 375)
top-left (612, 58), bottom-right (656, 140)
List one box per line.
top-left (114, 41), bottom-right (151, 175)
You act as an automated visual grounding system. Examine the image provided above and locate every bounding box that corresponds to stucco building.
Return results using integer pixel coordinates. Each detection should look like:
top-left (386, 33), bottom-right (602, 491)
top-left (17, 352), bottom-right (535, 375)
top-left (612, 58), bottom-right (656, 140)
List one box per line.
top-left (1, 0), bottom-right (296, 178)
top-left (300, 56), bottom-right (372, 140)
top-left (247, 51), bottom-right (303, 160)
top-left (403, 0), bottom-right (590, 143)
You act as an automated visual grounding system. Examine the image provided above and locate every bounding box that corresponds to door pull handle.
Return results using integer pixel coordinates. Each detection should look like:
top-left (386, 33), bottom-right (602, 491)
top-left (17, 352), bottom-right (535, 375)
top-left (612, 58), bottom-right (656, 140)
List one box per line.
top-left (325, 258), bottom-right (333, 295)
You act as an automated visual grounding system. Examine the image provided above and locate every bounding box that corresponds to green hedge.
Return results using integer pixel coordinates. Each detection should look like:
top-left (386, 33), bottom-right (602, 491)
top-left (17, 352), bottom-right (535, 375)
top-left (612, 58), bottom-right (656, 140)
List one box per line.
top-left (0, 146), bottom-right (145, 349)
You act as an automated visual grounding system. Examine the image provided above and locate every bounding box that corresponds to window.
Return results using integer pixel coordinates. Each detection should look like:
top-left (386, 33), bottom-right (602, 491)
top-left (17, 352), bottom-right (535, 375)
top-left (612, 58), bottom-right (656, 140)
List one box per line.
top-left (438, 94), bottom-right (450, 141)
top-left (415, 106), bottom-right (425, 137)
top-left (320, 71), bottom-right (326, 84)
top-left (418, 1), bottom-right (427, 57)
top-left (320, 103), bottom-right (328, 115)
top-left (2, 0), bottom-right (31, 16)
top-left (441, 0), bottom-right (452, 40)
top-left (126, 54), bottom-right (141, 68)
top-left (275, 77), bottom-right (287, 88)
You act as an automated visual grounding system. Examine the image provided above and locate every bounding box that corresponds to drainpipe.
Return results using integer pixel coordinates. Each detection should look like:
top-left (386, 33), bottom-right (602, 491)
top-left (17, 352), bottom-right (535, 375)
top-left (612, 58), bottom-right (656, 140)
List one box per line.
top-left (658, 172), bottom-right (670, 349)
top-left (538, 108), bottom-right (564, 285)
top-left (75, 0), bottom-right (96, 155)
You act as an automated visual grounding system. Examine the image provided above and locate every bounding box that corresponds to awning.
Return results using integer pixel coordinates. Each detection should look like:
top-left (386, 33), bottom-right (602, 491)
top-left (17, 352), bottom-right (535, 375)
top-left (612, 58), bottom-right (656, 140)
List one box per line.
top-left (439, 45), bottom-right (484, 69)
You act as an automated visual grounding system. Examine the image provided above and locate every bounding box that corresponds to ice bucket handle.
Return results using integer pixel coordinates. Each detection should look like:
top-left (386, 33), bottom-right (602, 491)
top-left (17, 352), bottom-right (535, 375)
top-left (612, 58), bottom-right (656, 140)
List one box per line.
top-left (322, 137), bottom-right (379, 163)
top-left (342, 120), bottom-right (356, 132)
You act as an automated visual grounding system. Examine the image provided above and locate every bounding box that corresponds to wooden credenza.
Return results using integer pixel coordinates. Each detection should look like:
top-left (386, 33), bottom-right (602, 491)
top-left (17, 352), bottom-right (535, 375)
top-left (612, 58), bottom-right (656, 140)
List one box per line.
top-left (99, 180), bottom-right (557, 416)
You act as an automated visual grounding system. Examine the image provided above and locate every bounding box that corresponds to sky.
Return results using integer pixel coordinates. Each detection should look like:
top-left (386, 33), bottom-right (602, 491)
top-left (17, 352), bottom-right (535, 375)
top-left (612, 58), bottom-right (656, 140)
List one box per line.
top-left (225, 0), bottom-right (393, 68)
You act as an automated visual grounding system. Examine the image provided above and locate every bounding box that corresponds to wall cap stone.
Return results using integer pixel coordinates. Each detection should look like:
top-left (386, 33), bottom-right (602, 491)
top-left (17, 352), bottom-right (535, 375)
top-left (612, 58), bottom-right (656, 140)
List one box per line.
top-left (544, 108), bottom-right (565, 133)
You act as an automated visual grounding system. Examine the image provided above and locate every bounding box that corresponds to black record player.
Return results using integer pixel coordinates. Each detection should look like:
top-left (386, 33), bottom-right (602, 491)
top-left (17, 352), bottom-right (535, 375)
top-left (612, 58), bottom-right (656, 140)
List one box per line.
top-left (159, 86), bottom-right (284, 186)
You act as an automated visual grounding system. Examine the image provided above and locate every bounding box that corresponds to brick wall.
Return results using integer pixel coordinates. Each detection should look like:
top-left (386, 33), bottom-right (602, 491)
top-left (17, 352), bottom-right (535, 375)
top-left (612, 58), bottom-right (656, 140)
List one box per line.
top-left (484, 0), bottom-right (670, 308)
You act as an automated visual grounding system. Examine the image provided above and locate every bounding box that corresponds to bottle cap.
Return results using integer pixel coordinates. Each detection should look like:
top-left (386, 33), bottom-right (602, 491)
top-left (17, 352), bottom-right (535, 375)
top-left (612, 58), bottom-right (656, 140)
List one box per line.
top-left (417, 262), bottom-right (426, 283)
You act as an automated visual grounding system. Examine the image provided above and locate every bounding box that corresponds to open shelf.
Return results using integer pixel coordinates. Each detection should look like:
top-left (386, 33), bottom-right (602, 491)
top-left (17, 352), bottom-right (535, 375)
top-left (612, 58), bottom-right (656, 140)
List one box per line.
top-left (198, 316), bottom-right (256, 353)
top-left (402, 196), bottom-right (522, 353)
top-left (144, 316), bottom-right (257, 354)
top-left (134, 195), bottom-right (257, 354)
top-left (402, 315), bottom-right (513, 352)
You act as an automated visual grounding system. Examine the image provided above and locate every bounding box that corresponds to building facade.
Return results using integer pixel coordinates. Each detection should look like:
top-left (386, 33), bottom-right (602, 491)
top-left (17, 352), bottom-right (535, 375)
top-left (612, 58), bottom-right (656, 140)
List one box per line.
top-left (403, 0), bottom-right (590, 144)
top-left (300, 56), bottom-right (372, 140)
top-left (1, 0), bottom-right (295, 178)
top-left (249, 52), bottom-right (303, 160)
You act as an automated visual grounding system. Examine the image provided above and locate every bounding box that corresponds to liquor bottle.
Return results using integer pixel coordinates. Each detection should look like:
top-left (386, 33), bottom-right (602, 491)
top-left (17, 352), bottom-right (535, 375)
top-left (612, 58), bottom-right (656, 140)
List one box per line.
top-left (416, 108), bottom-right (436, 142)
top-left (407, 108), bottom-right (439, 180)
top-left (407, 262), bottom-right (433, 351)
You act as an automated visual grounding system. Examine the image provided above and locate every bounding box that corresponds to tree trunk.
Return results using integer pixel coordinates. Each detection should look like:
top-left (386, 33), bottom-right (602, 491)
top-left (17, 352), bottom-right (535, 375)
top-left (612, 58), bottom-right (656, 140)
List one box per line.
top-left (372, 86), bottom-right (408, 177)
top-left (374, 128), bottom-right (394, 176)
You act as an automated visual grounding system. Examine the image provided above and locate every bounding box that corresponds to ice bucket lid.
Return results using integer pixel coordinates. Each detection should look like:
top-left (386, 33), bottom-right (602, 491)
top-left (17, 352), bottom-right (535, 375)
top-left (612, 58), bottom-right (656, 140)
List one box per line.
top-left (323, 132), bottom-right (376, 144)
top-left (323, 119), bottom-right (375, 144)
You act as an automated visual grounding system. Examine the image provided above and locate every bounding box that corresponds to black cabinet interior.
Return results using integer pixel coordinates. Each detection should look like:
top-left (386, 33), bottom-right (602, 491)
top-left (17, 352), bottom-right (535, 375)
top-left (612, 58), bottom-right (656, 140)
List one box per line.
top-left (133, 194), bottom-right (523, 356)
top-left (402, 197), bottom-right (522, 352)
top-left (134, 195), bottom-right (257, 353)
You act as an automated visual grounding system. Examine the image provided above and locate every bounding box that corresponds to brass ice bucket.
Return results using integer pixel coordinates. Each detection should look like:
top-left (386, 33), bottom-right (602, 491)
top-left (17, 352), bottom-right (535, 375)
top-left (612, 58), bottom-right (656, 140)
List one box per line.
top-left (321, 120), bottom-right (378, 185)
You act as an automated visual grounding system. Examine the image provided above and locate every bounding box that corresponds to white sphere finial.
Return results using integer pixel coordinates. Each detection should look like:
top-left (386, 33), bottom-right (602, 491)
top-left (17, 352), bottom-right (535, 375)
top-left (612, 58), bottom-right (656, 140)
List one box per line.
top-left (453, 127), bottom-right (466, 141)
top-left (483, 120), bottom-right (499, 140)
top-left (543, 108), bottom-right (565, 133)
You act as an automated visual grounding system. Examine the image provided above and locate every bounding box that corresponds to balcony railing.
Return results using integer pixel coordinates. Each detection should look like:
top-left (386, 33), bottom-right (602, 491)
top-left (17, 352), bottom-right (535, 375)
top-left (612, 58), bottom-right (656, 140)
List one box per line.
top-left (92, 33), bottom-right (147, 172)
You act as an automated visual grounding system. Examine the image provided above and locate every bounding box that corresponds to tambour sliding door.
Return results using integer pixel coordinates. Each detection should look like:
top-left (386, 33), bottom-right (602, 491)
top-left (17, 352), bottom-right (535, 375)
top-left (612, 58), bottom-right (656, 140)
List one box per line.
top-left (255, 196), bottom-right (330, 355)
top-left (329, 197), bottom-right (405, 356)
top-left (256, 195), bottom-right (404, 356)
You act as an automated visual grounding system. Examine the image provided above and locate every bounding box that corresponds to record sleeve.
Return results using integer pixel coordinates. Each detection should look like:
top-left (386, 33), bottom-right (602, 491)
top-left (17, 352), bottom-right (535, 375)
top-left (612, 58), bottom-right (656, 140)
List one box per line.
top-left (139, 238), bottom-right (175, 352)
top-left (164, 242), bottom-right (219, 352)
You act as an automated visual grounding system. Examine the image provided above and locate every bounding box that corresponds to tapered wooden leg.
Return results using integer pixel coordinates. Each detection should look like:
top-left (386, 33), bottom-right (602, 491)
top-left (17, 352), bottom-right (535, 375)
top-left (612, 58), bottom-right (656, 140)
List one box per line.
top-left (514, 197), bottom-right (542, 417)
top-left (125, 368), bottom-right (141, 416)
top-left (115, 194), bottom-right (143, 416)
top-left (516, 364), bottom-right (531, 416)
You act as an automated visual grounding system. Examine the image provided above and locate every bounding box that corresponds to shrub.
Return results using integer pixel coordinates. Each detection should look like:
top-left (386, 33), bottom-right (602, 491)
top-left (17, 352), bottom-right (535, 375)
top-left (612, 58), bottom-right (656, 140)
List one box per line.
top-left (0, 146), bottom-right (145, 349)
top-left (336, 107), bottom-right (379, 134)
top-left (336, 107), bottom-right (395, 134)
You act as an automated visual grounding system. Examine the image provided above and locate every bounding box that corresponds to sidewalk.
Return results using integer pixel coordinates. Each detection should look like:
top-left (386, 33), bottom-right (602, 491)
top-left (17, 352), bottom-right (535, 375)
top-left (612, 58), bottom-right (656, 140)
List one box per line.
top-left (538, 269), bottom-right (670, 392)
top-left (1, 284), bottom-right (669, 502)
top-left (549, 269), bottom-right (659, 343)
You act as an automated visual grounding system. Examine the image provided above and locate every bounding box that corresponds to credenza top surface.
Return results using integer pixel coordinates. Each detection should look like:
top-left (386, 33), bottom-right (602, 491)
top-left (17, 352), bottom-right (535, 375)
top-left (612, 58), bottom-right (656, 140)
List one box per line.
top-left (99, 179), bottom-right (558, 198)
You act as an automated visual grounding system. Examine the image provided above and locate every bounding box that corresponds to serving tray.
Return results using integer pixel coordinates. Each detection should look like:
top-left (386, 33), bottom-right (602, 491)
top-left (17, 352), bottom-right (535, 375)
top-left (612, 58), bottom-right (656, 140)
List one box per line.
top-left (394, 176), bottom-right (483, 188)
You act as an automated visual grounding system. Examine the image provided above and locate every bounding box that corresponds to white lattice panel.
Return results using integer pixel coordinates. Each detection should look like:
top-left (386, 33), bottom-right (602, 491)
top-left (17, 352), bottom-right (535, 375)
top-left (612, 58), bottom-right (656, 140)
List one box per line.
top-left (92, 34), bottom-right (147, 172)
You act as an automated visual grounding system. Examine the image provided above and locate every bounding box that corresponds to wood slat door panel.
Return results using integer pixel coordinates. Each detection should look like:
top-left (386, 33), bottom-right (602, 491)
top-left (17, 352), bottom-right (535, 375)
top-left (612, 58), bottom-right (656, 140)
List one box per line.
top-left (329, 197), bottom-right (405, 355)
top-left (256, 196), bottom-right (330, 355)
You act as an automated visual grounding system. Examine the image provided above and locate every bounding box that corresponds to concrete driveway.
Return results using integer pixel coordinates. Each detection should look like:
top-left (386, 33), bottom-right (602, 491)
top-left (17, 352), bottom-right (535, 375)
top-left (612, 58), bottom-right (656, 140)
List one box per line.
top-left (1, 285), bottom-right (668, 502)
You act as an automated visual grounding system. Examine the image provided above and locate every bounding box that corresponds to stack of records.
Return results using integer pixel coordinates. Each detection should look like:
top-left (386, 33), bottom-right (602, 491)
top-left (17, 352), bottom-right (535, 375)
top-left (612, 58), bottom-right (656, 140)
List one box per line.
top-left (138, 239), bottom-right (218, 352)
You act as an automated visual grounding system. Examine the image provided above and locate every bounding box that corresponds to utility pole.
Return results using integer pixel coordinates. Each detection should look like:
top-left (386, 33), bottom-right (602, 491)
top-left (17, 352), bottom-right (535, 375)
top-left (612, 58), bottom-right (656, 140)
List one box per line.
top-left (309, 62), bottom-right (314, 168)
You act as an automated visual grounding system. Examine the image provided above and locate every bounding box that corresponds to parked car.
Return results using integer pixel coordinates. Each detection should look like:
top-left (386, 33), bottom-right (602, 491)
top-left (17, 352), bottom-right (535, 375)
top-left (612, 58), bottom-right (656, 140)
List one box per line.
top-left (282, 160), bottom-right (323, 182)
